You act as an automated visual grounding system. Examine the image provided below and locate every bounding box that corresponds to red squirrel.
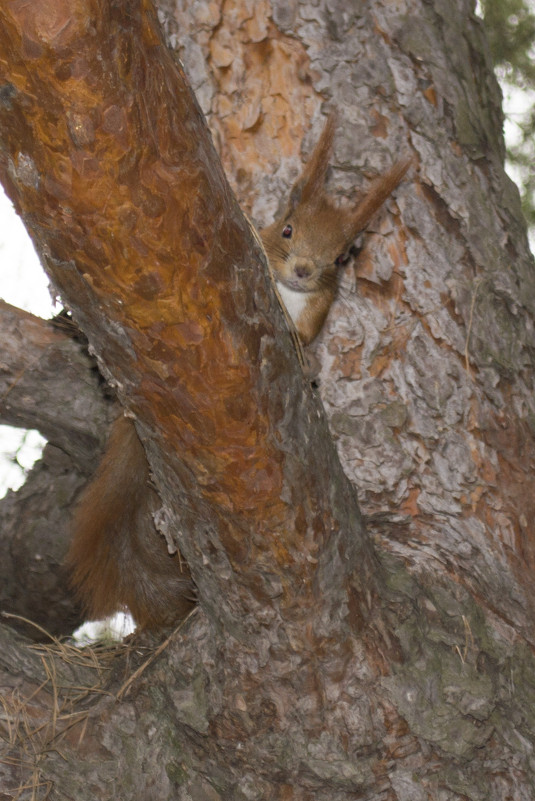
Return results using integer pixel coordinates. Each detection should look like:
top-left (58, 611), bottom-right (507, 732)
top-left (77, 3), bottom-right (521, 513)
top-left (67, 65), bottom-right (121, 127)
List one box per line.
top-left (68, 114), bottom-right (410, 628)
top-left (260, 113), bottom-right (411, 344)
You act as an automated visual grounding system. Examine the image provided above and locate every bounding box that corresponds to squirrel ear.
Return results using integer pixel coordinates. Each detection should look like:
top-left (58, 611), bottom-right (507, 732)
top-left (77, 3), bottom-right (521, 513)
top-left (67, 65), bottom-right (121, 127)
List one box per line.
top-left (286, 111), bottom-right (337, 212)
top-left (345, 156), bottom-right (412, 242)
top-left (287, 177), bottom-right (304, 213)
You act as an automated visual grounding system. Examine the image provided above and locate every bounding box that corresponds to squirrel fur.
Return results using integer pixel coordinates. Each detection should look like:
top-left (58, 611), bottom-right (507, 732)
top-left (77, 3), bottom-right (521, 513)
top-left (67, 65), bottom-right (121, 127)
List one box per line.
top-left (260, 113), bottom-right (411, 343)
top-left (67, 416), bottom-right (194, 628)
top-left (68, 114), bottom-right (410, 627)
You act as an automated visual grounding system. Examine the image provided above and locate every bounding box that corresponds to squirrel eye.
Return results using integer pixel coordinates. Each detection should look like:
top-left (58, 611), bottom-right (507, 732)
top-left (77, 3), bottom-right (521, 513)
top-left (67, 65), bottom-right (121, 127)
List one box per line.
top-left (335, 253), bottom-right (349, 266)
top-left (282, 224), bottom-right (293, 238)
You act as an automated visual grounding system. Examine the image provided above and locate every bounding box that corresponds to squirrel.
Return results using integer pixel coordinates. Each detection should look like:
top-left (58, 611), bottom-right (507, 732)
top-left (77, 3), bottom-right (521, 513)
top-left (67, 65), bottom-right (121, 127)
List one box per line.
top-left (67, 114), bottom-right (410, 628)
top-left (260, 113), bottom-right (411, 344)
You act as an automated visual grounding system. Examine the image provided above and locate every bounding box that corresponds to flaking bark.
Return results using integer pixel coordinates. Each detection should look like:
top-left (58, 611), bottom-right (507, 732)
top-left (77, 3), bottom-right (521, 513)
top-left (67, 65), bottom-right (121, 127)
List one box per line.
top-left (1, 0), bottom-right (535, 798)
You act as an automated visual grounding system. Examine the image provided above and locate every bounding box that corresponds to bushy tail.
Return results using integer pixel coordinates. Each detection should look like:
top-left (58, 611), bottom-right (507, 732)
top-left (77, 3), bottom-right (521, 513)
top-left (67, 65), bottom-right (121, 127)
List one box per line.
top-left (67, 416), bottom-right (193, 628)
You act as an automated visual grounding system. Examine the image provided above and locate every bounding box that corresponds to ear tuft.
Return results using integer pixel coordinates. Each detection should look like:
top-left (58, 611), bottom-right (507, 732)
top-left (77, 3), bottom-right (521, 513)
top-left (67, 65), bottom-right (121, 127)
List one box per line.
top-left (286, 111), bottom-right (337, 212)
top-left (345, 156), bottom-right (412, 242)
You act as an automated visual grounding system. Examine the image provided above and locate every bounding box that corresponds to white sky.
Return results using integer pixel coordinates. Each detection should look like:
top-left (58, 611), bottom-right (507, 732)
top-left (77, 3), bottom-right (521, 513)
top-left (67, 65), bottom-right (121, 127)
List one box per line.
top-left (0, 189), bottom-right (55, 317)
top-left (0, 191), bottom-right (53, 497)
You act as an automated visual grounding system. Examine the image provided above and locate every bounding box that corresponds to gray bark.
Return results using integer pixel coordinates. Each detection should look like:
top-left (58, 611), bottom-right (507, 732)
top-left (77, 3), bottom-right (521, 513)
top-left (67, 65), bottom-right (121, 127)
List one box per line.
top-left (1, 0), bottom-right (535, 800)
top-left (0, 302), bottom-right (114, 637)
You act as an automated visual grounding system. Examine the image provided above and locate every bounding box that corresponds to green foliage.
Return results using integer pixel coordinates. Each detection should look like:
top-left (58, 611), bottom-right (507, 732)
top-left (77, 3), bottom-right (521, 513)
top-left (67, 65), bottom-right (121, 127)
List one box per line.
top-left (481, 0), bottom-right (535, 230)
top-left (483, 0), bottom-right (535, 84)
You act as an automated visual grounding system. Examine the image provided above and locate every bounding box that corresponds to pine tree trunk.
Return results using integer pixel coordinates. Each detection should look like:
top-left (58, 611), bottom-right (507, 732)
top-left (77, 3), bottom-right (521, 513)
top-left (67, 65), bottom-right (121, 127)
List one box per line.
top-left (1, 0), bottom-right (534, 799)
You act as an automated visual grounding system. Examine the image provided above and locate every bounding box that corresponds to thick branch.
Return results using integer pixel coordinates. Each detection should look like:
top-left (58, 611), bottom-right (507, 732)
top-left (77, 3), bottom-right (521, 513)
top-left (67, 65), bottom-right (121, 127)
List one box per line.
top-left (0, 302), bottom-right (114, 635)
top-left (0, 300), bottom-right (112, 464)
top-left (0, 0), bottom-right (374, 642)
top-left (2, 2), bottom-right (535, 797)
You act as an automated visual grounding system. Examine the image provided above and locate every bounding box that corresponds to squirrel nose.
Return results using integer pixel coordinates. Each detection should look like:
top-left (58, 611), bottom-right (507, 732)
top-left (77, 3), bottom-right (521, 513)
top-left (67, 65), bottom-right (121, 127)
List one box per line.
top-left (294, 263), bottom-right (312, 279)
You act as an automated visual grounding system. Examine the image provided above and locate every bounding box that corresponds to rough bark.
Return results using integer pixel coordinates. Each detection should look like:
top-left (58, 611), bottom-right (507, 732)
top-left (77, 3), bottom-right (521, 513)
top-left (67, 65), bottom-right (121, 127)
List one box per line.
top-left (0, 301), bottom-right (112, 636)
top-left (1, 0), bottom-right (535, 799)
top-left (0, 301), bottom-right (110, 464)
top-left (0, 0), bottom-right (373, 635)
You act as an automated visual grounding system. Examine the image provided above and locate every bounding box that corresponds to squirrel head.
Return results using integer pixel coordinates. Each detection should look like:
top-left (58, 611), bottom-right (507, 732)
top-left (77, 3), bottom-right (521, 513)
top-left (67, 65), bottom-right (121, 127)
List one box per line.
top-left (260, 113), bottom-right (411, 296)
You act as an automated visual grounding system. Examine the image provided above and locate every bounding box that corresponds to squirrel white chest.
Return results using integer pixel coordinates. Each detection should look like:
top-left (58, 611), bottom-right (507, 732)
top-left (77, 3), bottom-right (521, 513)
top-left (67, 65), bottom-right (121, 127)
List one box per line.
top-left (275, 280), bottom-right (308, 326)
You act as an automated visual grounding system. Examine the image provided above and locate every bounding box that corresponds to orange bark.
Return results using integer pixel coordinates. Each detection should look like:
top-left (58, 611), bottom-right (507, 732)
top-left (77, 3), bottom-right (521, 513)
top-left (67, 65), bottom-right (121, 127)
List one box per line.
top-left (0, 0), bottom-right (374, 631)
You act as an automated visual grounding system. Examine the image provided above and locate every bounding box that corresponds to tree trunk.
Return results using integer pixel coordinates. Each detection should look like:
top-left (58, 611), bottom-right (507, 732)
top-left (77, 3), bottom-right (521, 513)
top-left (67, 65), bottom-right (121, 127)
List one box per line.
top-left (1, 0), bottom-right (535, 799)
